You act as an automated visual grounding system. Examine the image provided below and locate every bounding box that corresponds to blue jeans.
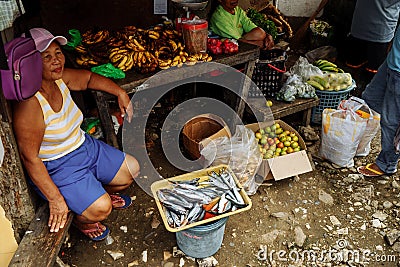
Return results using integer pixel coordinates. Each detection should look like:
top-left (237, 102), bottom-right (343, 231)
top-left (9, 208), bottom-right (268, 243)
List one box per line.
top-left (362, 60), bottom-right (400, 173)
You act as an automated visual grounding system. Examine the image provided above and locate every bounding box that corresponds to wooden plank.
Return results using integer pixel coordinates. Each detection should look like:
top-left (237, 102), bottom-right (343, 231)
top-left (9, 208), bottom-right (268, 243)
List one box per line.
top-left (9, 204), bottom-right (74, 267)
top-left (235, 58), bottom-right (257, 120)
top-left (246, 98), bottom-right (320, 125)
top-left (92, 91), bottom-right (119, 148)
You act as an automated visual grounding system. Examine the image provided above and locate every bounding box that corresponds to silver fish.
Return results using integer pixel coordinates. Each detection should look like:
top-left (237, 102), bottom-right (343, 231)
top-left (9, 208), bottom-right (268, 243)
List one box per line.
top-left (187, 203), bottom-right (203, 223)
top-left (163, 201), bottom-right (188, 216)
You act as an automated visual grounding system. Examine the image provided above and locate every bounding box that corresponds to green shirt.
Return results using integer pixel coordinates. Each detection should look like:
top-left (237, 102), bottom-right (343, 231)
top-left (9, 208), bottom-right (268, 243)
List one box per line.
top-left (210, 6), bottom-right (257, 40)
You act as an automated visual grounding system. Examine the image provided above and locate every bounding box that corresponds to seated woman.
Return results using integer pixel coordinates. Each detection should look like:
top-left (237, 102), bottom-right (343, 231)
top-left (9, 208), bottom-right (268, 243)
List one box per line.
top-left (12, 28), bottom-right (140, 241)
top-left (210, 0), bottom-right (274, 49)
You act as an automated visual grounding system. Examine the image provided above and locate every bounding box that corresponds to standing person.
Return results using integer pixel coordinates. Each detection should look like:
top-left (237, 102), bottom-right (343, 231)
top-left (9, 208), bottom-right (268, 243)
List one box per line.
top-left (209, 0), bottom-right (274, 50)
top-left (345, 0), bottom-right (400, 74)
top-left (12, 28), bottom-right (140, 241)
top-left (357, 26), bottom-right (400, 177)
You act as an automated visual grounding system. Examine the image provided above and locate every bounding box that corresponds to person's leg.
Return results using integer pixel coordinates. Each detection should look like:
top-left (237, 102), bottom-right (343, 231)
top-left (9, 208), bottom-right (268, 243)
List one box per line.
top-left (375, 68), bottom-right (400, 173)
top-left (365, 41), bottom-right (390, 73)
top-left (345, 35), bottom-right (367, 68)
top-left (86, 135), bottom-right (140, 206)
top-left (104, 154), bottom-right (140, 193)
top-left (59, 174), bottom-right (113, 240)
top-left (361, 60), bottom-right (388, 114)
top-left (73, 193), bottom-right (112, 240)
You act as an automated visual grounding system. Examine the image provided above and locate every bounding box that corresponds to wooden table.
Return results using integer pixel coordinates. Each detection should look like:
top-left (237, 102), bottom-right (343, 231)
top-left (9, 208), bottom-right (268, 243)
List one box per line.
top-left (245, 97), bottom-right (320, 126)
top-left (94, 42), bottom-right (260, 148)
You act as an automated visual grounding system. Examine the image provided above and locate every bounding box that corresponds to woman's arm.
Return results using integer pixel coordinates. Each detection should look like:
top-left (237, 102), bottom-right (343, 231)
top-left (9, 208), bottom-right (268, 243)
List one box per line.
top-left (62, 68), bottom-right (133, 122)
top-left (13, 98), bottom-right (69, 233)
top-left (241, 27), bottom-right (274, 50)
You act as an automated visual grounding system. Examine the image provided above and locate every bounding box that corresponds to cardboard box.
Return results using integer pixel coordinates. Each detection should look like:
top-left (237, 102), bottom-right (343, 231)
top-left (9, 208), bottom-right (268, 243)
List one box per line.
top-left (151, 164), bottom-right (252, 232)
top-left (182, 114), bottom-right (230, 159)
top-left (203, 120), bottom-right (313, 181)
top-left (246, 120), bottom-right (313, 181)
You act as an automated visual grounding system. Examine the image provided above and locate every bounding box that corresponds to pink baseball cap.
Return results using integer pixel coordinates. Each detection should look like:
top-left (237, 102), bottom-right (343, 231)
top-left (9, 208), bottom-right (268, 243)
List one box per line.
top-left (23, 28), bottom-right (68, 52)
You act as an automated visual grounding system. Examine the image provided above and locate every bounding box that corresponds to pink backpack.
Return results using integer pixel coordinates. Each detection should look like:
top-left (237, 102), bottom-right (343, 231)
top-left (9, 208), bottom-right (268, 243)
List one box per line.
top-left (0, 37), bottom-right (42, 101)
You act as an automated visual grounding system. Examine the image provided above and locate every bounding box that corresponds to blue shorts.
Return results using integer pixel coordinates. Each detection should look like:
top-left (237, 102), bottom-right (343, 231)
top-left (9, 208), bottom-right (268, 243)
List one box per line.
top-left (36, 134), bottom-right (125, 215)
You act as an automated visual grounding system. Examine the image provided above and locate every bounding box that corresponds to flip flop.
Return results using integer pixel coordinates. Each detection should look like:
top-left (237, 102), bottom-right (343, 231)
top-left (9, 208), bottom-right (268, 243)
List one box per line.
top-left (357, 163), bottom-right (385, 177)
top-left (75, 222), bottom-right (110, 241)
top-left (110, 194), bottom-right (132, 210)
top-left (365, 67), bottom-right (378, 74)
top-left (345, 60), bottom-right (368, 69)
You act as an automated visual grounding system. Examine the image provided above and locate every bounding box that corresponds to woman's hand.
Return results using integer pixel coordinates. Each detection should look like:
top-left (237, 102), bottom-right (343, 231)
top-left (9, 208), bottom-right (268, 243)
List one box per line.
top-left (264, 34), bottom-right (275, 50)
top-left (117, 90), bottom-right (133, 123)
top-left (48, 197), bottom-right (70, 233)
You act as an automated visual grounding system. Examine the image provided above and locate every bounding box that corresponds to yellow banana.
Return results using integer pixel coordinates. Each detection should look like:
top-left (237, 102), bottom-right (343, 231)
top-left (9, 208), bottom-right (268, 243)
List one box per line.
top-left (173, 55), bottom-right (181, 62)
top-left (148, 30), bottom-right (160, 39)
top-left (169, 40), bottom-right (178, 51)
top-left (170, 60), bottom-right (179, 67)
top-left (75, 45), bottom-right (87, 54)
top-left (159, 65), bottom-right (170, 70)
top-left (133, 39), bottom-right (146, 51)
top-left (117, 55), bottom-right (129, 69)
top-left (137, 52), bottom-right (144, 63)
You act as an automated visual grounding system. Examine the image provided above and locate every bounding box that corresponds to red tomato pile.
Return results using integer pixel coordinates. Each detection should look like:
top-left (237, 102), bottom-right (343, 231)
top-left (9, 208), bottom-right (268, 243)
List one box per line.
top-left (207, 38), bottom-right (239, 55)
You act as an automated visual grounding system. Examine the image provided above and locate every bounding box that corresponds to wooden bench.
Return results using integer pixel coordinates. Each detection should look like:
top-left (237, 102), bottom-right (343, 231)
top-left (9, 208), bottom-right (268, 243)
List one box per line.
top-left (245, 97), bottom-right (320, 126)
top-left (8, 204), bottom-right (74, 267)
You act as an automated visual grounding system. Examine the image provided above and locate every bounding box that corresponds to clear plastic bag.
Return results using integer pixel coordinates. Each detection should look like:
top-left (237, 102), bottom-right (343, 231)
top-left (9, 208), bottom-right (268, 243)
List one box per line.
top-left (277, 74), bottom-right (317, 102)
top-left (200, 126), bottom-right (262, 195)
top-left (289, 56), bottom-right (323, 82)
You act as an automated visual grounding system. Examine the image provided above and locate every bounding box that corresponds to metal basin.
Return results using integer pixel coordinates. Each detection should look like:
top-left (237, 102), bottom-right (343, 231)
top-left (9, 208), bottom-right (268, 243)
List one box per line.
top-left (172, 0), bottom-right (208, 10)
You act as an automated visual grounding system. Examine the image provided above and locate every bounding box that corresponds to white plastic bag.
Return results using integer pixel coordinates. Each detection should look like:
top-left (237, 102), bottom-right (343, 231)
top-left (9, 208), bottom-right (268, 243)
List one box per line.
top-left (319, 108), bottom-right (367, 167)
top-left (200, 125), bottom-right (262, 195)
top-left (338, 97), bottom-right (380, 156)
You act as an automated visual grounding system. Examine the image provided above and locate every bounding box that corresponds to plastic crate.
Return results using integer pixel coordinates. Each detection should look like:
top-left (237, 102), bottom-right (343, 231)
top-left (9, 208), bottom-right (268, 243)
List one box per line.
top-left (311, 80), bottom-right (356, 124)
top-left (151, 164), bottom-right (252, 232)
top-left (250, 49), bottom-right (287, 98)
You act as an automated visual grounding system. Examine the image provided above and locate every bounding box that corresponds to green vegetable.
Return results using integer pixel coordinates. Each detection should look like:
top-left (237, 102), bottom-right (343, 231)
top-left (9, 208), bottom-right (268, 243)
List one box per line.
top-left (247, 8), bottom-right (277, 40)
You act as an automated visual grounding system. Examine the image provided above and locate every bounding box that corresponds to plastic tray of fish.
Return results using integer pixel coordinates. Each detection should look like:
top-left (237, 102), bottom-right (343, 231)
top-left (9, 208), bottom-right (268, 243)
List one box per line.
top-left (151, 164), bottom-right (252, 232)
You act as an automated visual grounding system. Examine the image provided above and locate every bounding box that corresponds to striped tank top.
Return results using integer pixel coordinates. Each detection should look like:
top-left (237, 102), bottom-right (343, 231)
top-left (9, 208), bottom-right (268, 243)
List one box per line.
top-left (35, 79), bottom-right (85, 161)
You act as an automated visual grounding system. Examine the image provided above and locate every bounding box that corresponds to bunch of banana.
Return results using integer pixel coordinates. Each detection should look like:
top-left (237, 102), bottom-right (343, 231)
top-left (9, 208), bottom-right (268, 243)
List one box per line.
top-left (87, 42), bottom-right (110, 65)
top-left (75, 54), bottom-right (99, 68)
top-left (132, 51), bottom-right (159, 73)
top-left (106, 32), bottom-right (125, 48)
top-left (189, 52), bottom-right (212, 63)
top-left (313, 59), bottom-right (344, 73)
top-left (307, 72), bottom-right (353, 91)
top-left (306, 76), bottom-right (329, 91)
top-left (109, 48), bottom-right (135, 72)
top-left (81, 29), bottom-right (110, 46)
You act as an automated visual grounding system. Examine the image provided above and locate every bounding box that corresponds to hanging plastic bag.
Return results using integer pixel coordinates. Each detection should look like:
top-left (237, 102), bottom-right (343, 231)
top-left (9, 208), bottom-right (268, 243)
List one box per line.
top-left (319, 108), bottom-right (366, 167)
top-left (338, 96), bottom-right (380, 156)
top-left (91, 63), bottom-right (126, 79)
top-left (64, 29), bottom-right (82, 51)
top-left (200, 125), bottom-right (262, 195)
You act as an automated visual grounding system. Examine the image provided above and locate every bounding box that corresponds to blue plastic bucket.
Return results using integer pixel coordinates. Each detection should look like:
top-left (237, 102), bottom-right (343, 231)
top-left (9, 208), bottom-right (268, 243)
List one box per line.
top-left (176, 217), bottom-right (228, 259)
